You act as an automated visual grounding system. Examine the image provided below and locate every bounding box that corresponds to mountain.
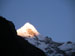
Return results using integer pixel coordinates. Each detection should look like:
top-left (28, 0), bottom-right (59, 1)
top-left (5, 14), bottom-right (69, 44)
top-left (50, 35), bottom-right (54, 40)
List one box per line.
top-left (17, 22), bottom-right (75, 56)
top-left (59, 41), bottom-right (75, 56)
top-left (25, 36), bottom-right (75, 56)
top-left (0, 16), bottom-right (46, 56)
top-left (17, 22), bottom-right (39, 37)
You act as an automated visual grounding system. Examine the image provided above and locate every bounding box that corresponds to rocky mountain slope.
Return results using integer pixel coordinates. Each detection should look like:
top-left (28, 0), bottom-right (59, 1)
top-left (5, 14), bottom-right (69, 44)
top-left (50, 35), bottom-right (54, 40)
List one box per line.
top-left (25, 35), bottom-right (75, 56)
top-left (16, 20), bottom-right (75, 56)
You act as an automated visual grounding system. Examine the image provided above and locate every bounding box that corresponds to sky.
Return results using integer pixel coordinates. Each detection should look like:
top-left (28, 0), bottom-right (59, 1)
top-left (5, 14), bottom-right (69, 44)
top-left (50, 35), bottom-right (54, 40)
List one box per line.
top-left (0, 0), bottom-right (75, 42)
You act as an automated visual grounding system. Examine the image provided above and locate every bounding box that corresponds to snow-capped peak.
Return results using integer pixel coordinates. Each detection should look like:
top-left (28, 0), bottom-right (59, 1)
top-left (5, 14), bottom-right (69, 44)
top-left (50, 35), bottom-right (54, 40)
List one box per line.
top-left (17, 22), bottom-right (39, 38)
top-left (17, 23), bottom-right (75, 56)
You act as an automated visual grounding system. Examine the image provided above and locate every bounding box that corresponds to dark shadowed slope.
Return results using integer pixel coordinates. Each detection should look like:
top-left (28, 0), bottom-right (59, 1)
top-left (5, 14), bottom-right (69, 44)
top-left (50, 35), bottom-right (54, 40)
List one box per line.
top-left (0, 16), bottom-right (46, 56)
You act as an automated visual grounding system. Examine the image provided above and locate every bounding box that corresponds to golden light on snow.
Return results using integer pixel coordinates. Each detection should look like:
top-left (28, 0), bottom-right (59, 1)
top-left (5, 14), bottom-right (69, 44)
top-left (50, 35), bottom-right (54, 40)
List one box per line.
top-left (17, 22), bottom-right (39, 38)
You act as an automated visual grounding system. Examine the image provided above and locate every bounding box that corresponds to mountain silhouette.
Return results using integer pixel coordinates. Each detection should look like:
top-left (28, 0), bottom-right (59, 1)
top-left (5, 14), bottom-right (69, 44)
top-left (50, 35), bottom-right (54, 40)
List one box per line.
top-left (0, 16), bottom-right (46, 56)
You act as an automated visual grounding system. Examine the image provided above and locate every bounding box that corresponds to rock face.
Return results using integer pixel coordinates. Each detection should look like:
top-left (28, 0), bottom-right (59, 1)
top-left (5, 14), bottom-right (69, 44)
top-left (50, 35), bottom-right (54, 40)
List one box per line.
top-left (25, 35), bottom-right (75, 56)
top-left (0, 16), bottom-right (46, 56)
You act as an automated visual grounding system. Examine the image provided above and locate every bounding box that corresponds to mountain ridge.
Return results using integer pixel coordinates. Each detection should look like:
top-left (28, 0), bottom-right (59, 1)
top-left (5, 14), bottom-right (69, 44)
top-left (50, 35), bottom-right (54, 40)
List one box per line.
top-left (16, 21), bottom-right (75, 56)
top-left (24, 35), bottom-right (75, 56)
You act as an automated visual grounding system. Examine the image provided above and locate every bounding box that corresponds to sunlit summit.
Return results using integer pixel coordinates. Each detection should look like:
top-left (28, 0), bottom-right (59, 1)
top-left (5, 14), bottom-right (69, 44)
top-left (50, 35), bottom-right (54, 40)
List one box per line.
top-left (17, 22), bottom-right (39, 38)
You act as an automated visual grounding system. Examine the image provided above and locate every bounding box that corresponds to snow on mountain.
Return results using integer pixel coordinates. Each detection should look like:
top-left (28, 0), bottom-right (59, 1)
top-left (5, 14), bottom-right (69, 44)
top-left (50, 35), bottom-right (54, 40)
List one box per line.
top-left (17, 22), bottom-right (39, 37)
top-left (58, 41), bottom-right (75, 56)
top-left (24, 35), bottom-right (75, 56)
top-left (17, 22), bottom-right (75, 56)
top-left (25, 35), bottom-right (68, 56)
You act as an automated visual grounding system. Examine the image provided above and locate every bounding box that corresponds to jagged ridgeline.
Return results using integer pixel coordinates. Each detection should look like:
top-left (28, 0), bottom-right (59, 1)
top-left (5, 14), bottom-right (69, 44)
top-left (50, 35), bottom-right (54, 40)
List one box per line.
top-left (0, 16), bottom-right (75, 56)
top-left (16, 19), bottom-right (75, 56)
top-left (25, 36), bottom-right (75, 56)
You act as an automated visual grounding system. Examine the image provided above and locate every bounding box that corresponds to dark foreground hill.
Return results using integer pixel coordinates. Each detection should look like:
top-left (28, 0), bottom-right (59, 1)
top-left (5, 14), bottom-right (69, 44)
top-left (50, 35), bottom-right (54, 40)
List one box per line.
top-left (0, 16), bottom-right (46, 56)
